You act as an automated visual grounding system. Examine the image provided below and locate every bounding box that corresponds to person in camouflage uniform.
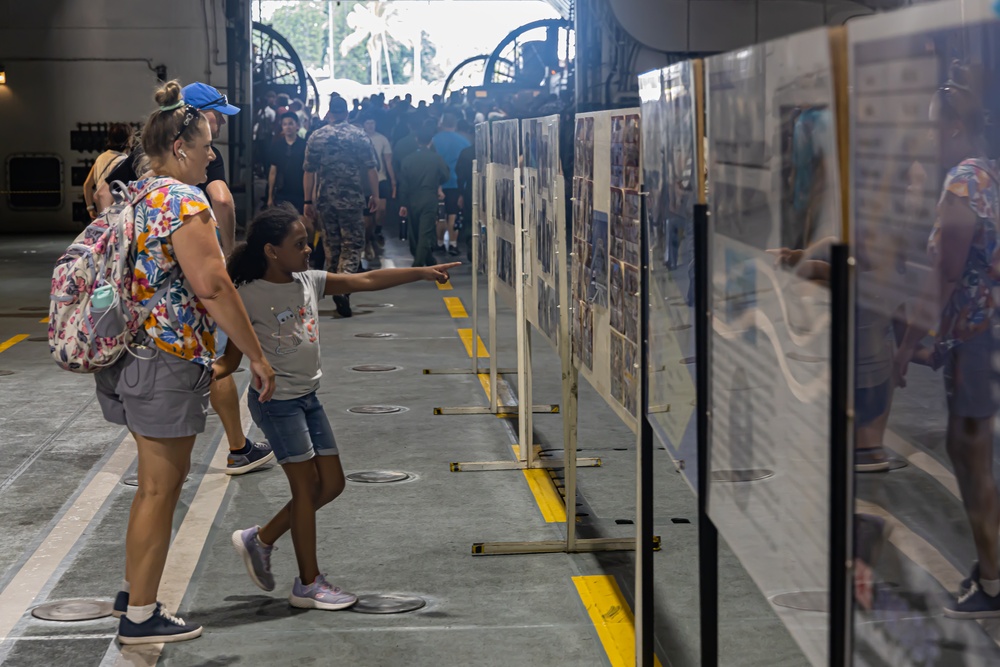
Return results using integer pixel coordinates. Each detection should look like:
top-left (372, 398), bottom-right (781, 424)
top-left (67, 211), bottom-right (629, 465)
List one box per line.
top-left (303, 96), bottom-right (379, 317)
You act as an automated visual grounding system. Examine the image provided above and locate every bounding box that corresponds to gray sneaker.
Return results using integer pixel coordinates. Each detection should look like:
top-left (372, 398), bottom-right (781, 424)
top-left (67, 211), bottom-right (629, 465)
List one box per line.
top-left (231, 526), bottom-right (275, 592)
top-left (226, 439), bottom-right (275, 475)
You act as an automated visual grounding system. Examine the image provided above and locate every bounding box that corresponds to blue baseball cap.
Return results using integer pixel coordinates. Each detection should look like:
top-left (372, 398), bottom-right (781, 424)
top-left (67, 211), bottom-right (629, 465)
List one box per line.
top-left (181, 82), bottom-right (240, 115)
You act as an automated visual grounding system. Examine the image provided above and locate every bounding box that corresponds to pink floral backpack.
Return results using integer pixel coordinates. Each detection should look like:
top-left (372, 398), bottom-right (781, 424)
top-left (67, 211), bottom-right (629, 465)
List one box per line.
top-left (48, 178), bottom-right (178, 373)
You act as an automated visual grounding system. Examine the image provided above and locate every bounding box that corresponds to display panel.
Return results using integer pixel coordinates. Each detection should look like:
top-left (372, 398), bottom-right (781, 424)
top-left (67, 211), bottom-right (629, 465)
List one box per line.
top-left (572, 110), bottom-right (641, 430)
top-left (706, 27), bottom-right (843, 666)
top-left (641, 61), bottom-right (703, 491)
top-left (490, 119), bottom-right (520, 310)
top-left (522, 116), bottom-right (563, 350)
top-left (475, 122), bottom-right (491, 274)
top-left (849, 2), bottom-right (1000, 663)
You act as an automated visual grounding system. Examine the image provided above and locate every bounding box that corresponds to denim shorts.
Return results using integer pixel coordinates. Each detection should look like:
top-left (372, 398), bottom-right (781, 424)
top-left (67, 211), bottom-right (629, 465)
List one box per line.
top-left (247, 389), bottom-right (339, 465)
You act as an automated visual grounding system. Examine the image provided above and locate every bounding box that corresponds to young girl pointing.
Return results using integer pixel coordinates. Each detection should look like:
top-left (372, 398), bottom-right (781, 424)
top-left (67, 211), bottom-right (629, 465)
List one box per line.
top-left (214, 204), bottom-right (458, 609)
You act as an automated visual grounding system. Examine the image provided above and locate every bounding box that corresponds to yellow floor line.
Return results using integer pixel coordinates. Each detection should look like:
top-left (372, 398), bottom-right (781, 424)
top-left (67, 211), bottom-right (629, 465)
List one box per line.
top-left (573, 575), bottom-right (663, 667)
top-left (458, 328), bottom-right (489, 358)
top-left (512, 444), bottom-right (565, 523)
top-left (39, 317), bottom-right (49, 324)
top-left (436, 279), bottom-right (453, 291)
top-left (0, 334), bottom-right (29, 354)
top-left (478, 373), bottom-right (492, 400)
top-left (444, 296), bottom-right (469, 318)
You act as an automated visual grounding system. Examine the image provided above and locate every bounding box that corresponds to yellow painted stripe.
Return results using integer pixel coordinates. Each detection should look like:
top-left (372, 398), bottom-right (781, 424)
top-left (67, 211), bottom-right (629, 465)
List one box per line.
top-left (444, 296), bottom-right (469, 318)
top-left (458, 328), bottom-right (489, 358)
top-left (573, 575), bottom-right (664, 667)
top-left (478, 373), bottom-right (492, 400)
top-left (436, 279), bottom-right (453, 291)
top-left (512, 444), bottom-right (565, 523)
top-left (0, 334), bottom-right (29, 354)
top-left (39, 317), bottom-right (49, 324)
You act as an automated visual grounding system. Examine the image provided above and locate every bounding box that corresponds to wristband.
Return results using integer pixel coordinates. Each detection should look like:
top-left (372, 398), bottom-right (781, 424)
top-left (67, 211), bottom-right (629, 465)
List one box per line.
top-left (86, 204), bottom-right (96, 211)
top-left (304, 200), bottom-right (314, 205)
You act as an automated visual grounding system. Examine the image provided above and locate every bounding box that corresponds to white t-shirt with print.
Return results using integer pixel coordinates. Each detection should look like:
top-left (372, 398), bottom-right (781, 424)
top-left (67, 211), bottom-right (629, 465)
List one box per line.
top-left (369, 132), bottom-right (392, 182)
top-left (237, 270), bottom-right (326, 401)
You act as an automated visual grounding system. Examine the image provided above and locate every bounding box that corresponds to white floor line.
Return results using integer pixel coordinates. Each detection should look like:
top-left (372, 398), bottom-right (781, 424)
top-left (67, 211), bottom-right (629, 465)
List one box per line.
top-left (0, 435), bottom-right (136, 643)
top-left (102, 387), bottom-right (252, 667)
top-left (882, 429), bottom-right (961, 499)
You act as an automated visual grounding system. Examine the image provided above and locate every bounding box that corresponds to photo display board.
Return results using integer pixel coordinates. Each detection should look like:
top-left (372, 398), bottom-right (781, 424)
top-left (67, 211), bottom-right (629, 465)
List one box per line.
top-left (849, 2), bottom-right (1000, 663)
top-left (572, 109), bottom-right (642, 430)
top-left (640, 60), bottom-right (704, 491)
top-left (706, 28), bottom-right (843, 666)
top-left (474, 122), bottom-right (491, 274)
top-left (522, 116), bottom-right (563, 350)
top-left (490, 119), bottom-right (520, 310)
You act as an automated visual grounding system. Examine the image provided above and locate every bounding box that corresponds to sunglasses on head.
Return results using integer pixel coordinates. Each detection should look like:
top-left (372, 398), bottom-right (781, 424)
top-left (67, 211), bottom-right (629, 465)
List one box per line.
top-left (199, 94), bottom-right (229, 110)
top-left (172, 104), bottom-right (200, 142)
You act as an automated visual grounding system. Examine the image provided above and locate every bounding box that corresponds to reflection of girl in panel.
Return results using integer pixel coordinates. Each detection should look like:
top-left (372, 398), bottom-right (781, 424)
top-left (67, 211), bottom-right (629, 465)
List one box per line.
top-left (895, 62), bottom-right (1000, 619)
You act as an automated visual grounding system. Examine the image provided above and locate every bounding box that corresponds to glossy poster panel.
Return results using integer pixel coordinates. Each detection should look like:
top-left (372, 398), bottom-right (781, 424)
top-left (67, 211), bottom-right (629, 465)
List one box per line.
top-left (522, 116), bottom-right (563, 350)
top-left (706, 28), bottom-right (842, 665)
top-left (849, 2), bottom-right (1000, 662)
top-left (641, 61), bottom-right (702, 492)
top-left (475, 122), bottom-right (491, 274)
top-left (572, 109), bottom-right (641, 430)
top-left (490, 119), bottom-right (520, 310)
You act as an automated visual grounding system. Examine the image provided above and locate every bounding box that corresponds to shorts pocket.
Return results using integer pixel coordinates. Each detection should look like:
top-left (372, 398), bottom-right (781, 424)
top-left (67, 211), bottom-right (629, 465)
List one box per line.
top-left (116, 348), bottom-right (158, 400)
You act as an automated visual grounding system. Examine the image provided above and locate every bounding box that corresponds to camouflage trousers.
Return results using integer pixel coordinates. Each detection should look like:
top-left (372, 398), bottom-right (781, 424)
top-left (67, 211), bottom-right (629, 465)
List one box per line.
top-left (319, 206), bottom-right (365, 274)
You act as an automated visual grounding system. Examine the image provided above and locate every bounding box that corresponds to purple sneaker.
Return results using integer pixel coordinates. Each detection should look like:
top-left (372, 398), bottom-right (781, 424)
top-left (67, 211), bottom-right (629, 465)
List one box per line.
top-left (289, 575), bottom-right (357, 611)
top-left (231, 526), bottom-right (275, 592)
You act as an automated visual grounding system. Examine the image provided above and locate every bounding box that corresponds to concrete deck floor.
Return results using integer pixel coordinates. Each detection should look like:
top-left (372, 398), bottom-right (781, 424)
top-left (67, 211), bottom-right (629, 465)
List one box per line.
top-left (0, 234), bottom-right (805, 667)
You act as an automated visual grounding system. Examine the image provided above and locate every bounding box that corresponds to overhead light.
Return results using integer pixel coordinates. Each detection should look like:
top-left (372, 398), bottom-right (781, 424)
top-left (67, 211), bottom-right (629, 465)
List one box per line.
top-left (0, 65), bottom-right (6, 85)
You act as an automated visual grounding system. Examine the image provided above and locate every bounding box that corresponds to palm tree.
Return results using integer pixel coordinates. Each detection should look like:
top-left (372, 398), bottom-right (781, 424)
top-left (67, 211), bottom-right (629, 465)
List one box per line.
top-left (340, 1), bottom-right (411, 86)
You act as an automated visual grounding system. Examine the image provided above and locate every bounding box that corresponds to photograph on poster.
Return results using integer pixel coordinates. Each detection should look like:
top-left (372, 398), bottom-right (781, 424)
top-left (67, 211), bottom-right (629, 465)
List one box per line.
top-left (587, 211), bottom-right (609, 307)
top-left (779, 105), bottom-right (833, 250)
top-left (624, 264), bottom-right (639, 344)
top-left (622, 338), bottom-right (638, 415)
top-left (610, 259), bottom-right (624, 334)
top-left (539, 131), bottom-right (551, 190)
top-left (575, 117), bottom-right (594, 180)
top-left (496, 238), bottom-right (515, 288)
top-left (610, 332), bottom-right (624, 403)
top-left (581, 301), bottom-right (593, 369)
top-left (537, 198), bottom-right (553, 275)
top-left (536, 277), bottom-right (559, 341)
top-left (708, 49), bottom-right (767, 167)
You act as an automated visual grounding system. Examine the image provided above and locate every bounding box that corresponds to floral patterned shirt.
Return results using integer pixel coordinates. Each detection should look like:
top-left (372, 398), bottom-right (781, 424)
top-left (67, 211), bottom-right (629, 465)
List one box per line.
top-left (927, 158), bottom-right (1000, 351)
top-left (130, 177), bottom-right (219, 365)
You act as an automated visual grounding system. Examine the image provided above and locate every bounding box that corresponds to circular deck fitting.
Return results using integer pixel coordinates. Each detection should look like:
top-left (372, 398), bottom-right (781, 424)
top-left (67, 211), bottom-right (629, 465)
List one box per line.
top-left (770, 591), bottom-right (827, 613)
top-left (786, 351), bottom-right (826, 363)
top-left (355, 303), bottom-right (394, 308)
top-left (351, 364), bottom-right (401, 373)
top-left (348, 405), bottom-right (407, 415)
top-left (888, 458), bottom-right (908, 471)
top-left (18, 306), bottom-right (49, 312)
top-left (27, 336), bottom-right (48, 342)
top-left (711, 469), bottom-right (774, 483)
top-left (31, 598), bottom-right (113, 622)
top-left (346, 470), bottom-right (413, 484)
top-left (0, 370), bottom-right (14, 377)
top-left (354, 332), bottom-right (396, 339)
top-left (122, 475), bottom-right (189, 487)
top-left (350, 594), bottom-right (426, 614)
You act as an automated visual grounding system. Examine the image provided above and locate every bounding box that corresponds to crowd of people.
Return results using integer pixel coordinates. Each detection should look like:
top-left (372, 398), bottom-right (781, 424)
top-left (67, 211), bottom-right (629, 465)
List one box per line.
top-left (74, 80), bottom-right (459, 646)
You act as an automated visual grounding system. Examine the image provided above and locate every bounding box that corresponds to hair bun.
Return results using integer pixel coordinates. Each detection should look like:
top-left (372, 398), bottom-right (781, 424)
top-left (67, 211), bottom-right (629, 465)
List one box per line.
top-left (154, 80), bottom-right (183, 108)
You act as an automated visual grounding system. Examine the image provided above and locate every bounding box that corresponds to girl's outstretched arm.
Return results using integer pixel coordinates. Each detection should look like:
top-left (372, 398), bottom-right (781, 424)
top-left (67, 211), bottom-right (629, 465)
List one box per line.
top-left (324, 263), bottom-right (461, 296)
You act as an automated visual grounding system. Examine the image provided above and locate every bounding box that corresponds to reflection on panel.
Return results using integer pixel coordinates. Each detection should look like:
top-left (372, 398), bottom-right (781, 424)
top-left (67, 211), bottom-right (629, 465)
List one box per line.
top-left (490, 119), bottom-right (520, 309)
top-left (641, 61), bottom-right (702, 491)
top-left (706, 27), bottom-right (842, 666)
top-left (474, 122), bottom-right (491, 274)
top-left (849, 1), bottom-right (1000, 663)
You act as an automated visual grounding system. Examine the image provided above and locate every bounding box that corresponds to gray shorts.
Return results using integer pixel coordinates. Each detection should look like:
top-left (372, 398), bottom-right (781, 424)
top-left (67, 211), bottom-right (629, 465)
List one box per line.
top-left (944, 329), bottom-right (1000, 419)
top-left (95, 344), bottom-right (213, 439)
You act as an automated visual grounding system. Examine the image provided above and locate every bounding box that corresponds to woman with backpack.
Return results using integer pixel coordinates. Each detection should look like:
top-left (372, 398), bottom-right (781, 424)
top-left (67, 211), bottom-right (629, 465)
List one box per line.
top-left (894, 62), bottom-right (1000, 619)
top-left (94, 80), bottom-right (276, 644)
top-left (82, 123), bottom-right (133, 219)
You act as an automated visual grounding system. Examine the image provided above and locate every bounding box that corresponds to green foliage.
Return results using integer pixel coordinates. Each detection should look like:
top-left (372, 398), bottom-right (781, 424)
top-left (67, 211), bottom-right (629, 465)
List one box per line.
top-left (267, 1), bottom-right (441, 85)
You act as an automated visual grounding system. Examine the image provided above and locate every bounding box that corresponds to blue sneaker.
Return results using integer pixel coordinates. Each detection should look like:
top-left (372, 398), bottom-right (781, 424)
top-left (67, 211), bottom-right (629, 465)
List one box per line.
top-left (112, 590), bottom-right (129, 618)
top-left (944, 582), bottom-right (1000, 619)
top-left (231, 526), bottom-right (275, 592)
top-left (117, 603), bottom-right (203, 645)
top-left (226, 439), bottom-right (274, 475)
top-left (960, 561), bottom-right (980, 594)
top-left (289, 575), bottom-right (357, 611)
